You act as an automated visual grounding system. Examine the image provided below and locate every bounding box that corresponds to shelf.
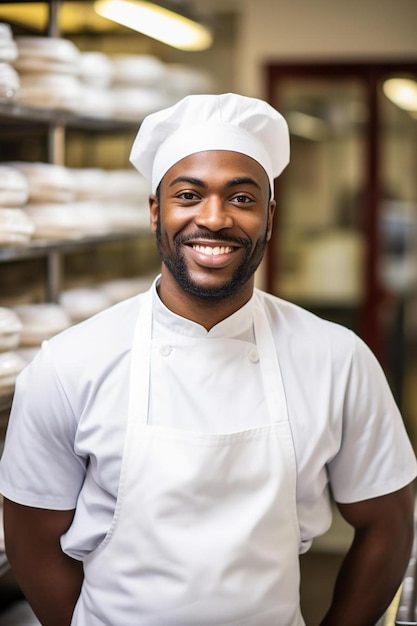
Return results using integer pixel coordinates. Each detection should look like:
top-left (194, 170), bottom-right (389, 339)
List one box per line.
top-left (0, 101), bottom-right (140, 132)
top-left (0, 229), bottom-right (151, 263)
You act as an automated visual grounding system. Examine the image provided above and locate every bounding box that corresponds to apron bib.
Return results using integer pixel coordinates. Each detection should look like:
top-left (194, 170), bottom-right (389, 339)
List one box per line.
top-left (72, 291), bottom-right (304, 625)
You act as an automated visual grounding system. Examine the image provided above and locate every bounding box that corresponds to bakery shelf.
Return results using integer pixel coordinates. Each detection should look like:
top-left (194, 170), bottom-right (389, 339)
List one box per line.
top-left (0, 101), bottom-right (140, 132)
top-left (0, 229), bottom-right (150, 263)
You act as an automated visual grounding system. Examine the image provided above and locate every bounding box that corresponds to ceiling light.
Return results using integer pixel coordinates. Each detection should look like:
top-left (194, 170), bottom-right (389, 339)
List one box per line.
top-left (382, 78), bottom-right (417, 112)
top-left (94, 0), bottom-right (213, 51)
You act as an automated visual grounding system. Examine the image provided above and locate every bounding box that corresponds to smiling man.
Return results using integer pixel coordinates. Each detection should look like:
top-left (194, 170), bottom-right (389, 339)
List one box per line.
top-left (152, 150), bottom-right (274, 322)
top-left (0, 93), bottom-right (416, 626)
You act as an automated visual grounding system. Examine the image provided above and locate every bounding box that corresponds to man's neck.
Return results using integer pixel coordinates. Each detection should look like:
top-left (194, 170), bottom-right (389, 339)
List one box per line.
top-left (156, 272), bottom-right (254, 331)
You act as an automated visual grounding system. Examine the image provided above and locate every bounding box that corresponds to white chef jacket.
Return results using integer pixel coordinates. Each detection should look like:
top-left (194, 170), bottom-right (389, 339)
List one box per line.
top-left (0, 277), bottom-right (416, 560)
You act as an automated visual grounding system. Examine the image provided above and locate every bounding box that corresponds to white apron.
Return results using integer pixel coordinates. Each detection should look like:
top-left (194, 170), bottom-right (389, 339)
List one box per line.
top-left (71, 290), bottom-right (304, 626)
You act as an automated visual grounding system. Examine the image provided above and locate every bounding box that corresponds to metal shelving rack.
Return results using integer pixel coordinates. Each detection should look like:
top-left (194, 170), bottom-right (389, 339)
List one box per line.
top-left (0, 100), bottom-right (138, 132)
top-left (0, 0), bottom-right (147, 300)
top-left (0, 6), bottom-right (149, 384)
top-left (0, 97), bottom-right (146, 312)
top-left (0, 0), bottom-right (151, 580)
top-left (0, 229), bottom-right (150, 302)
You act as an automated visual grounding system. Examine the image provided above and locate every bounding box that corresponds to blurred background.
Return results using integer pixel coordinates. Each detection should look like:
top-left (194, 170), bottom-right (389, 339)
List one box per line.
top-left (0, 1), bottom-right (416, 623)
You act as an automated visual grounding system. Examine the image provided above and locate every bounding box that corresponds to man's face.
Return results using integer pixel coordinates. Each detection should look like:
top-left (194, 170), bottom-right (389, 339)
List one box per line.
top-left (150, 150), bottom-right (275, 300)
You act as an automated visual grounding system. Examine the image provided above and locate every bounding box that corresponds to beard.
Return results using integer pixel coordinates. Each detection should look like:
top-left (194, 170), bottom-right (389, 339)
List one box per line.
top-left (155, 215), bottom-right (269, 300)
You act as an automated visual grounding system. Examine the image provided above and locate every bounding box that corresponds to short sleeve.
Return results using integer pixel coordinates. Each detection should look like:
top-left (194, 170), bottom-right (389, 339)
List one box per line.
top-left (0, 341), bottom-right (86, 510)
top-left (328, 333), bottom-right (417, 503)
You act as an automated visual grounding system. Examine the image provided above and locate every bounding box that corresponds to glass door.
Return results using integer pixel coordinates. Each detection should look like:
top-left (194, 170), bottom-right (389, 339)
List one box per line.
top-left (379, 70), bottom-right (417, 433)
top-left (267, 75), bottom-right (367, 332)
top-left (266, 62), bottom-right (417, 420)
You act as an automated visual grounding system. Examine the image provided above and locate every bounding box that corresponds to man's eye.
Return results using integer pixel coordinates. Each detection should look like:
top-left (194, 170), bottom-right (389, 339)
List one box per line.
top-left (178, 192), bottom-right (197, 200)
top-left (233, 195), bottom-right (251, 203)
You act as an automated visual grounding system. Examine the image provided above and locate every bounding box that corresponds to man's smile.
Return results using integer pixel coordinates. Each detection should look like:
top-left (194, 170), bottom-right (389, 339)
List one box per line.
top-left (190, 244), bottom-right (235, 256)
top-left (183, 240), bottom-right (242, 269)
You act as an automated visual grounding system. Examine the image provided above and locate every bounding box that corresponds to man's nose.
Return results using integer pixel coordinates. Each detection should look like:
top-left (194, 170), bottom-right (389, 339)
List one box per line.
top-left (195, 196), bottom-right (233, 231)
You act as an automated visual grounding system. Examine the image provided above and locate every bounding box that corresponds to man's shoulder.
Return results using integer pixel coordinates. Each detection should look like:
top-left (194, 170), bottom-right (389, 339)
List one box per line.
top-left (256, 289), bottom-right (351, 330)
top-left (255, 289), bottom-right (355, 351)
top-left (44, 292), bottom-right (148, 377)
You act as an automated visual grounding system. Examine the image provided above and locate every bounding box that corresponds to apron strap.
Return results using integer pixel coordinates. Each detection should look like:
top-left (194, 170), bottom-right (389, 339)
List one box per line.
top-left (253, 295), bottom-right (289, 425)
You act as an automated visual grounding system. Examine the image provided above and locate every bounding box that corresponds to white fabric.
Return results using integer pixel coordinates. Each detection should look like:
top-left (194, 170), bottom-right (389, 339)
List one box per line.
top-left (129, 93), bottom-right (290, 194)
top-left (70, 291), bottom-right (304, 625)
top-left (0, 278), bottom-right (416, 561)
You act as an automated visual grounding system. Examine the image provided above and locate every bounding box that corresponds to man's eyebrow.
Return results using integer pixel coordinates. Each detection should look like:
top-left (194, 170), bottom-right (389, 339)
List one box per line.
top-left (169, 175), bottom-right (262, 190)
top-left (227, 177), bottom-right (262, 190)
top-left (169, 176), bottom-right (207, 188)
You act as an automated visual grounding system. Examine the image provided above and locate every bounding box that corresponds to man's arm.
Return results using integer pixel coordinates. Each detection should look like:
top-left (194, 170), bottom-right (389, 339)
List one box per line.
top-left (4, 498), bottom-right (84, 626)
top-left (320, 482), bottom-right (415, 626)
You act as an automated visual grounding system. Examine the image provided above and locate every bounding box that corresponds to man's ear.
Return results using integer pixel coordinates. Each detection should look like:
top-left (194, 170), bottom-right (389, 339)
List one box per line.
top-left (266, 199), bottom-right (276, 242)
top-left (149, 194), bottom-right (159, 233)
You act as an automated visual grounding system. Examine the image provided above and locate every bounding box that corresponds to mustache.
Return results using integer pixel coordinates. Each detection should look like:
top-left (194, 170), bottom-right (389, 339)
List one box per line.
top-left (175, 232), bottom-right (250, 248)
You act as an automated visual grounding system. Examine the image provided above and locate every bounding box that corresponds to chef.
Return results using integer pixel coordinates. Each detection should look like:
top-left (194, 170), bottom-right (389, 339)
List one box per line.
top-left (0, 93), bottom-right (416, 626)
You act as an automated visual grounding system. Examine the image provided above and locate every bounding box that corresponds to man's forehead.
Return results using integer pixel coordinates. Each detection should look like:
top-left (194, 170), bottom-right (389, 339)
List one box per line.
top-left (162, 150), bottom-right (270, 188)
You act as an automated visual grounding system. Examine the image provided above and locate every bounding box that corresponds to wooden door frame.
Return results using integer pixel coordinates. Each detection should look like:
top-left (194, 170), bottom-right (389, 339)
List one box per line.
top-left (265, 60), bottom-right (417, 360)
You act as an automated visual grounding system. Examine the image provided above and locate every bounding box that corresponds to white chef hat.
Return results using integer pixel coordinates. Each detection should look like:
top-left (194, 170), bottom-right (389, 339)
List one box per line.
top-left (129, 92), bottom-right (290, 196)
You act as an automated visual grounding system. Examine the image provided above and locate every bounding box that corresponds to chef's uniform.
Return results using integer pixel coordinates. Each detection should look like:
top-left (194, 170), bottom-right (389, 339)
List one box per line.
top-left (71, 289), bottom-right (304, 625)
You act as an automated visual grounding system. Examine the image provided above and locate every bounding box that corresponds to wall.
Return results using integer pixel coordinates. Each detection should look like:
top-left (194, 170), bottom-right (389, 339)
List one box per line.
top-left (233, 0), bottom-right (417, 96)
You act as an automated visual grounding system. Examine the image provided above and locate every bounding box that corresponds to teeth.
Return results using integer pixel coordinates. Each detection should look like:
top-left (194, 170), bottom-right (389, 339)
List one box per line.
top-left (193, 245), bottom-right (233, 256)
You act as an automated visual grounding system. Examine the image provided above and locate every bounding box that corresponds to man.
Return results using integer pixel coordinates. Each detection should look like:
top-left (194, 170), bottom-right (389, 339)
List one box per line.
top-left (0, 93), bottom-right (416, 626)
